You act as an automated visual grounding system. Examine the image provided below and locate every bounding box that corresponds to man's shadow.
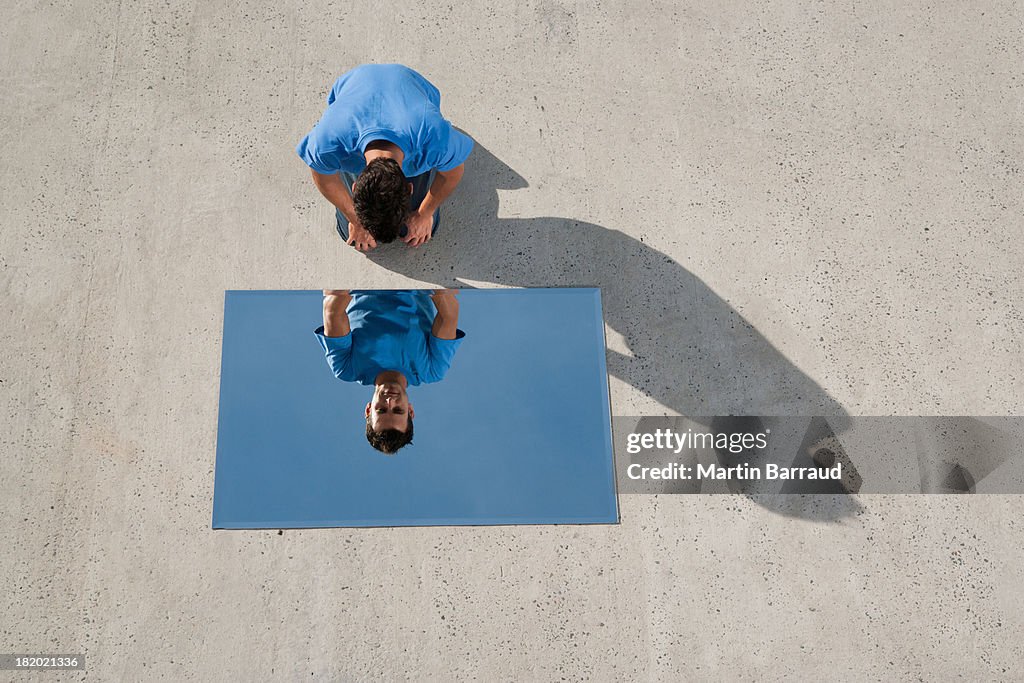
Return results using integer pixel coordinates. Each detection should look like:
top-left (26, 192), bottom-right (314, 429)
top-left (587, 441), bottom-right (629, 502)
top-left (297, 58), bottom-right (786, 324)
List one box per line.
top-left (370, 142), bottom-right (860, 519)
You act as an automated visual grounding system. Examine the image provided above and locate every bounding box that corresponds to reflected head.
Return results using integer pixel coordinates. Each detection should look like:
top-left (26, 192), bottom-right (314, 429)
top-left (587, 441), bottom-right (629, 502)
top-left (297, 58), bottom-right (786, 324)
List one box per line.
top-left (365, 420), bottom-right (414, 455)
top-left (353, 158), bottom-right (410, 243)
top-left (364, 379), bottom-right (415, 454)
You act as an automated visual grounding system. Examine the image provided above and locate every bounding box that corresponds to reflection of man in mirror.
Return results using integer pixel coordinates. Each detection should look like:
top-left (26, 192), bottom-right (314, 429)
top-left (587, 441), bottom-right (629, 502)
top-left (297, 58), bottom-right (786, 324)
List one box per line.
top-left (315, 289), bottom-right (465, 454)
top-left (297, 64), bottom-right (473, 252)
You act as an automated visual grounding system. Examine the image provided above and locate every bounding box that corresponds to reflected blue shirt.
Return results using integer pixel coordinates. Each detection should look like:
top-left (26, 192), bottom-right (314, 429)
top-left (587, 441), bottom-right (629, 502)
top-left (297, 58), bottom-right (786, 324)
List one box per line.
top-left (314, 290), bottom-right (465, 386)
top-left (296, 64), bottom-right (474, 177)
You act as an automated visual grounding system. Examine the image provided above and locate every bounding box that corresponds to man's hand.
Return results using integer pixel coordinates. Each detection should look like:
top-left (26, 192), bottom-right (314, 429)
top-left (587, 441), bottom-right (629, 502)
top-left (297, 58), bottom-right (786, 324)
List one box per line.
top-left (346, 220), bottom-right (377, 252)
top-left (402, 209), bottom-right (434, 247)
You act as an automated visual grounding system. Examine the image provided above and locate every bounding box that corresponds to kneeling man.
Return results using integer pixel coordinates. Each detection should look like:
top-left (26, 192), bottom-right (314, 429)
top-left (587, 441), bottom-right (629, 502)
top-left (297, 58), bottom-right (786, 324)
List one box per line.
top-left (297, 64), bottom-right (473, 251)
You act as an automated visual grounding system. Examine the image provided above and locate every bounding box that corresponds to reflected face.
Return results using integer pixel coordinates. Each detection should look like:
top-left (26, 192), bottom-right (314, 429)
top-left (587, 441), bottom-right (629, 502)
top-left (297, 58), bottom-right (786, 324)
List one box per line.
top-left (365, 382), bottom-right (414, 432)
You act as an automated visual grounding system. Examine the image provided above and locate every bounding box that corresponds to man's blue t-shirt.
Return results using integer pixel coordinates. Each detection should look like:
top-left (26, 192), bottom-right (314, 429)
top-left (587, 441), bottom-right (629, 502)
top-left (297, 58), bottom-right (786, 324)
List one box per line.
top-left (296, 64), bottom-right (474, 178)
top-left (314, 290), bottom-right (465, 386)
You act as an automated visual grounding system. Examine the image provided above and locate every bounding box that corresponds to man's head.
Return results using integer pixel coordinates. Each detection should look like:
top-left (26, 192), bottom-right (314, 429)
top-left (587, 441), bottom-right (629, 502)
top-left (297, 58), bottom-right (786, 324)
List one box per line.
top-left (353, 158), bottom-right (411, 243)
top-left (364, 379), bottom-right (415, 454)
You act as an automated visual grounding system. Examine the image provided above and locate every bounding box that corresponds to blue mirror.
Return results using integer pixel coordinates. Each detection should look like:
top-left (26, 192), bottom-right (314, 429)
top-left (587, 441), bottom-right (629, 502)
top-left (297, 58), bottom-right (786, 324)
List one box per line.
top-left (213, 288), bottom-right (618, 527)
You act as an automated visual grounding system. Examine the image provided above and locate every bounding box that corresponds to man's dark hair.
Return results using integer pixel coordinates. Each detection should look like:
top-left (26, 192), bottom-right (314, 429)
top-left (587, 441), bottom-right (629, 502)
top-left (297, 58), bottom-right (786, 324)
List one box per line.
top-left (353, 158), bottom-right (410, 243)
top-left (365, 417), bottom-right (414, 455)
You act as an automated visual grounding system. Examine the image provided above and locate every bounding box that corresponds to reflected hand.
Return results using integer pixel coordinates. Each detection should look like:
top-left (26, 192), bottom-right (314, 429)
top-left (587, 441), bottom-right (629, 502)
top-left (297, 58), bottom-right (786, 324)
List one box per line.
top-left (346, 220), bottom-right (377, 252)
top-left (402, 209), bottom-right (433, 247)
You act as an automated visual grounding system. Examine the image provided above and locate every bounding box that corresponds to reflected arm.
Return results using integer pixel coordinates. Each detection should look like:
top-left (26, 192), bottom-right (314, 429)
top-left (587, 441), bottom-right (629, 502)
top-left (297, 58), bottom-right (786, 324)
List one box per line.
top-left (430, 290), bottom-right (459, 340)
top-left (323, 290), bottom-right (352, 337)
top-left (316, 291), bottom-right (355, 381)
top-left (422, 290), bottom-right (465, 383)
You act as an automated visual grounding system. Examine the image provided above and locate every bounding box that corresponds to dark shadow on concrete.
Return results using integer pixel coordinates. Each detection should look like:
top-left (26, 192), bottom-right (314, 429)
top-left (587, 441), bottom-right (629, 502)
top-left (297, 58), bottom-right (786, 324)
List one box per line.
top-left (367, 142), bottom-right (859, 520)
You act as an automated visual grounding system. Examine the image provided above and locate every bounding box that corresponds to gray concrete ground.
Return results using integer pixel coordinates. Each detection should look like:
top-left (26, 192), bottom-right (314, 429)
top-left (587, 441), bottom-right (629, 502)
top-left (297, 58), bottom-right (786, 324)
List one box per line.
top-left (2, 0), bottom-right (1023, 679)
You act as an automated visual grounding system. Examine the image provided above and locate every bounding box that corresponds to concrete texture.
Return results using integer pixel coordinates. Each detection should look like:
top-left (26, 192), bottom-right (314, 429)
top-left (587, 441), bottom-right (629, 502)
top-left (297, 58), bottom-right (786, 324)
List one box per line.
top-left (2, 0), bottom-right (1022, 679)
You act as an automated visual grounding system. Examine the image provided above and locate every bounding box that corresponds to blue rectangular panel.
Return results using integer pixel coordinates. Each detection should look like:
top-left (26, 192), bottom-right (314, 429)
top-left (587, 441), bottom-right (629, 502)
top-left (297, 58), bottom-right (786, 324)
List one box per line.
top-left (212, 288), bottom-right (618, 527)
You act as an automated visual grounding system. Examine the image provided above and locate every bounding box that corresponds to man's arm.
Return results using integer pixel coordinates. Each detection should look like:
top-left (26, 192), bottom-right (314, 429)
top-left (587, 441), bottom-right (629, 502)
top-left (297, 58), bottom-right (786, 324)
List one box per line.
top-left (430, 289), bottom-right (460, 340)
top-left (420, 289), bottom-right (465, 383)
top-left (322, 289), bottom-right (353, 337)
top-left (310, 170), bottom-right (377, 252)
top-left (404, 163), bottom-right (466, 247)
top-left (315, 290), bottom-right (357, 381)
